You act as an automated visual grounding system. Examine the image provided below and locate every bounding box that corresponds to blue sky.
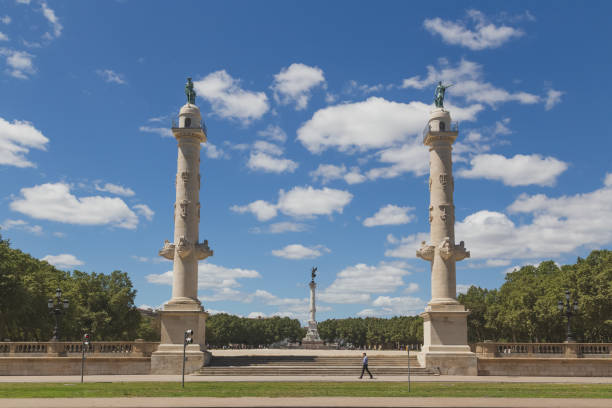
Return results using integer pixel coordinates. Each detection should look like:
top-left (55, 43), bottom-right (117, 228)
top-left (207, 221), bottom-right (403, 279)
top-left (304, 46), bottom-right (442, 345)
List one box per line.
top-left (1, 1), bottom-right (611, 322)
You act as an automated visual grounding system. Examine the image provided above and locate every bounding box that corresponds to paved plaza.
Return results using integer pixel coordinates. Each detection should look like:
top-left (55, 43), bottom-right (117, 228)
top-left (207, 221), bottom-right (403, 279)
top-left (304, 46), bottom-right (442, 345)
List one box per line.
top-left (1, 396), bottom-right (610, 408)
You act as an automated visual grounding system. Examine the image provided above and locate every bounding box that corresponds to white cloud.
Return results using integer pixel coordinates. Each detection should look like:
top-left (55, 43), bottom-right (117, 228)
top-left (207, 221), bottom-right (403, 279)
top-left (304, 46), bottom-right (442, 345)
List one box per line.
top-left (42, 254), bottom-right (84, 269)
top-left (363, 205), bottom-right (415, 227)
top-left (1, 16), bottom-right (11, 25)
top-left (194, 70), bottom-right (269, 124)
top-left (248, 312), bottom-right (266, 319)
top-left (232, 186), bottom-right (352, 221)
top-left (271, 63), bottom-right (325, 110)
top-left (147, 262), bottom-right (260, 295)
top-left (1, 49), bottom-right (35, 79)
top-left (0, 218), bottom-right (42, 235)
top-left (0, 32), bottom-right (7, 41)
top-left (271, 244), bottom-right (330, 260)
top-left (133, 204), bottom-right (154, 221)
top-left (40, 1), bottom-right (62, 38)
top-left (387, 175), bottom-right (612, 262)
top-left (247, 152), bottom-right (298, 174)
top-left (357, 296), bottom-right (426, 317)
top-left (139, 126), bottom-right (172, 138)
top-left (96, 69), bottom-right (126, 84)
top-left (345, 80), bottom-right (390, 95)
top-left (257, 125), bottom-right (287, 143)
top-left (202, 142), bottom-right (227, 159)
top-left (401, 59), bottom-right (540, 107)
top-left (457, 153), bottom-right (567, 187)
top-left (310, 164), bottom-right (366, 185)
top-left (0, 117), bottom-right (48, 167)
top-left (231, 200), bottom-right (278, 221)
top-left (277, 186), bottom-right (353, 218)
top-left (10, 182), bottom-right (140, 229)
top-left (320, 262), bottom-right (412, 304)
top-left (95, 183), bottom-right (135, 197)
top-left (366, 142), bottom-right (430, 180)
top-left (424, 10), bottom-right (524, 50)
top-left (297, 96), bottom-right (483, 154)
top-left (545, 89), bottom-right (564, 111)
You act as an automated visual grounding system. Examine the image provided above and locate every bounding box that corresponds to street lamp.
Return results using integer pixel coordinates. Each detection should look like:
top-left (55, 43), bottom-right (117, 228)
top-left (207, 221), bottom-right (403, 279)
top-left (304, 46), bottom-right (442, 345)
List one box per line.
top-left (557, 289), bottom-right (579, 343)
top-left (48, 287), bottom-right (69, 341)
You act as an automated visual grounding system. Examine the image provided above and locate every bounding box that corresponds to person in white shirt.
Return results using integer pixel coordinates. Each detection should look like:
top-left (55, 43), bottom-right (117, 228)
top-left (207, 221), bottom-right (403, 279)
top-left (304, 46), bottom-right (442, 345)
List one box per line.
top-left (359, 352), bottom-right (373, 379)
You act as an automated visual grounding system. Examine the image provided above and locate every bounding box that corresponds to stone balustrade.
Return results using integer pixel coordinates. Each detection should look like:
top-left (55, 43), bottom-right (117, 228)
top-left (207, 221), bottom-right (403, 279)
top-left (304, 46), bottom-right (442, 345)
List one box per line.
top-left (474, 342), bottom-right (611, 358)
top-left (0, 340), bottom-right (159, 357)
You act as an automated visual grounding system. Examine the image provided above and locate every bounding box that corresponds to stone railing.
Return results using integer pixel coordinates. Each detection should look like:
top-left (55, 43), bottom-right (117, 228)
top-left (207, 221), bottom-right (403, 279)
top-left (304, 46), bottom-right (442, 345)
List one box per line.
top-left (0, 340), bottom-right (160, 357)
top-left (474, 342), bottom-right (612, 358)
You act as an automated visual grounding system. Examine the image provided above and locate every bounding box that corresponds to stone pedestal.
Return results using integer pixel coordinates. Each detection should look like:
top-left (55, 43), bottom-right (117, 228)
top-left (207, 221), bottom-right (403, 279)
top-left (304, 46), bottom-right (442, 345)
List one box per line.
top-left (419, 304), bottom-right (477, 375)
top-left (151, 307), bottom-right (209, 374)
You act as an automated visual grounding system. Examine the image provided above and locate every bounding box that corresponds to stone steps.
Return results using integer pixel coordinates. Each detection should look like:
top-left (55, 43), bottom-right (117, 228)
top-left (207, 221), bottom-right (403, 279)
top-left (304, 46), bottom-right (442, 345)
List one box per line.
top-left (196, 355), bottom-right (435, 376)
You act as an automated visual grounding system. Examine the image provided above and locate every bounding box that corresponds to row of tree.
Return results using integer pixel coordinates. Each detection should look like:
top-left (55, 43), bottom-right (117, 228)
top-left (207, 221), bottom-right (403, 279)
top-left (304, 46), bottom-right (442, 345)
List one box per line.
top-left (0, 235), bottom-right (150, 341)
top-left (205, 313), bottom-right (304, 347)
top-left (1, 233), bottom-right (610, 344)
top-left (459, 250), bottom-right (612, 343)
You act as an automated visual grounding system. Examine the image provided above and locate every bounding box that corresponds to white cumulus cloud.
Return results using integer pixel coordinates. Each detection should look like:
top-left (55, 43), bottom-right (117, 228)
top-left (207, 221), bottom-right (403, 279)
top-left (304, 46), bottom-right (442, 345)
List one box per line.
top-left (42, 254), bottom-right (84, 269)
top-left (357, 295), bottom-right (426, 317)
top-left (271, 244), bottom-right (330, 260)
top-left (545, 89), bottom-right (564, 110)
top-left (10, 182), bottom-right (140, 229)
top-left (40, 1), bottom-right (63, 39)
top-left (0, 117), bottom-right (48, 167)
top-left (96, 69), bottom-right (126, 84)
top-left (363, 205), bottom-right (415, 227)
top-left (320, 262), bottom-right (412, 304)
top-left (194, 70), bottom-right (269, 124)
top-left (95, 183), bottom-right (135, 197)
top-left (271, 63), bottom-right (325, 110)
top-left (424, 10), bottom-right (524, 50)
top-left (139, 126), bottom-right (173, 138)
top-left (457, 153), bottom-right (568, 186)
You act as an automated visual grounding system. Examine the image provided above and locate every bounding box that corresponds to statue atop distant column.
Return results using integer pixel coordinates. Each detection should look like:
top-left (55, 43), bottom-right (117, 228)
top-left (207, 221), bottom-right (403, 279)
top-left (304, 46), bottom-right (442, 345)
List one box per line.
top-left (185, 77), bottom-right (196, 104)
top-left (302, 266), bottom-right (323, 347)
top-left (434, 81), bottom-right (453, 108)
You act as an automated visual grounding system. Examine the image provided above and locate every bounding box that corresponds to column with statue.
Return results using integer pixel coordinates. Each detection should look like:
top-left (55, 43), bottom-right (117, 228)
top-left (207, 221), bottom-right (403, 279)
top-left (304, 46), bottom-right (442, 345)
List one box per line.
top-left (415, 81), bottom-right (477, 375)
top-left (302, 267), bottom-right (324, 347)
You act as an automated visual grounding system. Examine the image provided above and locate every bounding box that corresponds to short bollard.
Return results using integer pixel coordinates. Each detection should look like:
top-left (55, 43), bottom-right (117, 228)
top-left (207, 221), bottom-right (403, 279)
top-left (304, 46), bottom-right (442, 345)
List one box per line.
top-left (182, 329), bottom-right (193, 388)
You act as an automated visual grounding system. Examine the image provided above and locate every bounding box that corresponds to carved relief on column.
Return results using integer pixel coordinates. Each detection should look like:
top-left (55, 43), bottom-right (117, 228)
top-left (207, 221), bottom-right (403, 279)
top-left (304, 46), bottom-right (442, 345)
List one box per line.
top-left (180, 171), bottom-right (190, 186)
top-left (439, 173), bottom-right (448, 188)
top-left (179, 200), bottom-right (190, 218)
top-left (438, 204), bottom-right (454, 223)
top-left (197, 202), bottom-right (201, 219)
top-left (429, 177), bottom-right (432, 191)
top-left (176, 236), bottom-right (192, 258)
top-left (428, 205), bottom-right (433, 224)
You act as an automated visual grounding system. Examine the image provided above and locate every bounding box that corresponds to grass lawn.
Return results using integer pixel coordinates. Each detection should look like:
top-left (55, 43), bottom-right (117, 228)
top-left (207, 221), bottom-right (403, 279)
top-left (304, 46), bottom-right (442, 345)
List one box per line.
top-left (0, 382), bottom-right (611, 399)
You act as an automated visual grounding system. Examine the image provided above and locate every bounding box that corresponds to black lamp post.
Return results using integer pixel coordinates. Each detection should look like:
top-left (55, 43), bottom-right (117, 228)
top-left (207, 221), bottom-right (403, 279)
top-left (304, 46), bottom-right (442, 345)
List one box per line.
top-left (47, 287), bottom-right (69, 341)
top-left (557, 289), bottom-right (579, 343)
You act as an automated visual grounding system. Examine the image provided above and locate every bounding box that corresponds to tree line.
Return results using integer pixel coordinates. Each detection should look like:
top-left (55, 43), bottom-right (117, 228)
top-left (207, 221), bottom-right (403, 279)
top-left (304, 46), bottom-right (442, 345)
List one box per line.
top-left (0, 235), bottom-right (151, 341)
top-left (1, 234), bottom-right (610, 344)
top-left (459, 250), bottom-right (612, 343)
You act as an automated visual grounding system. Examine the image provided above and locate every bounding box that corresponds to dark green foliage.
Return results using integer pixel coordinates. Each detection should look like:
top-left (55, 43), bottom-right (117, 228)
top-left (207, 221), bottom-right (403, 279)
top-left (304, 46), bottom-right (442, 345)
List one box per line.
top-left (318, 316), bottom-right (422, 348)
top-left (205, 313), bottom-right (305, 347)
top-left (0, 235), bottom-right (142, 341)
top-left (459, 250), bottom-right (612, 342)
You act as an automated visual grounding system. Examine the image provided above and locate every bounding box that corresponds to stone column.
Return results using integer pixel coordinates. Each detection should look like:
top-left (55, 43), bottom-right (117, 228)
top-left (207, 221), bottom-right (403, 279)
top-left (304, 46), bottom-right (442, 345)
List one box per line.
top-left (152, 80), bottom-right (213, 374)
top-left (416, 107), bottom-right (476, 375)
top-left (309, 281), bottom-right (316, 323)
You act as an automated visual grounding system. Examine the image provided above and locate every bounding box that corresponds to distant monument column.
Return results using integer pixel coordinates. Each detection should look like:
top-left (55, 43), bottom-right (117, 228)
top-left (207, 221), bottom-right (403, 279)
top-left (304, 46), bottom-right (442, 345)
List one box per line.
top-left (302, 267), bottom-right (323, 347)
top-left (152, 78), bottom-right (213, 374)
top-left (415, 82), bottom-right (477, 375)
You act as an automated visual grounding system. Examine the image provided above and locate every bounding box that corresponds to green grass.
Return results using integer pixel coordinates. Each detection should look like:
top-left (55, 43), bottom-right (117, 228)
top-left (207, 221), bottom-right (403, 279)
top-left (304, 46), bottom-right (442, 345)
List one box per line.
top-left (0, 382), bottom-right (611, 399)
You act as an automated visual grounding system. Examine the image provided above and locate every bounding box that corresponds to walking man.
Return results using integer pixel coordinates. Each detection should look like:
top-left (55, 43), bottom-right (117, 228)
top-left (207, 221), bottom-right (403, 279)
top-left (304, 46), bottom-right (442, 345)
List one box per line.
top-left (359, 352), bottom-right (373, 379)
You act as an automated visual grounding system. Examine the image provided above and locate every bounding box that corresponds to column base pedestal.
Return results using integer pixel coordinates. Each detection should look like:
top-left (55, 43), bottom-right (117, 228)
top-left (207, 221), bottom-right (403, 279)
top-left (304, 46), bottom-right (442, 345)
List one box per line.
top-left (151, 305), bottom-right (209, 374)
top-left (419, 304), bottom-right (477, 375)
